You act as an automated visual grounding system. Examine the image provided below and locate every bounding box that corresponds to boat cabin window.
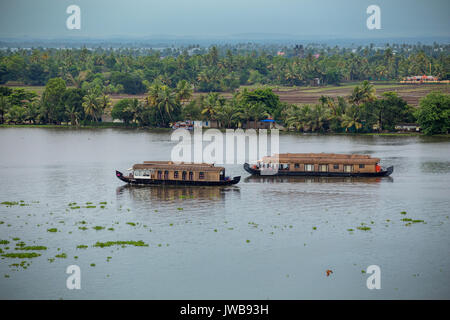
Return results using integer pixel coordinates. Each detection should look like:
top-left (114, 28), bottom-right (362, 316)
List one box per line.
top-left (344, 165), bottom-right (353, 172)
top-left (319, 164), bottom-right (328, 172)
top-left (174, 171), bottom-right (179, 178)
top-left (294, 163), bottom-right (300, 168)
top-left (359, 164), bottom-right (365, 168)
top-left (164, 170), bottom-right (169, 179)
top-left (199, 172), bottom-right (205, 179)
top-left (157, 171), bottom-right (162, 179)
top-left (182, 171), bottom-right (187, 180)
top-left (305, 164), bottom-right (314, 172)
top-left (189, 172), bottom-right (193, 180)
top-left (333, 164), bottom-right (339, 170)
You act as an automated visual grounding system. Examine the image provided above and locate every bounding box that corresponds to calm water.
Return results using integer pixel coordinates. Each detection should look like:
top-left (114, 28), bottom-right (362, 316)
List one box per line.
top-left (0, 128), bottom-right (449, 299)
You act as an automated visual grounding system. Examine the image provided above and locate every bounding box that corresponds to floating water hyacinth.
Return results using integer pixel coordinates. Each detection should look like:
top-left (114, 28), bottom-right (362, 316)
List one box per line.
top-left (2, 252), bottom-right (41, 258)
top-left (93, 241), bottom-right (148, 248)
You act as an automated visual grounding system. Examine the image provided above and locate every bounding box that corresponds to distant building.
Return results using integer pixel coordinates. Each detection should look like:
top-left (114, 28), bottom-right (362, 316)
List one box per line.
top-left (400, 75), bottom-right (449, 84)
top-left (277, 51), bottom-right (285, 56)
top-left (309, 78), bottom-right (321, 86)
top-left (395, 123), bottom-right (420, 132)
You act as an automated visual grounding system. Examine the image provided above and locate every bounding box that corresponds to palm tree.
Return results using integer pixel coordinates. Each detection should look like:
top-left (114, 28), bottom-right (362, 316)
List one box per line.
top-left (125, 98), bottom-right (142, 124)
top-left (65, 104), bottom-right (80, 126)
top-left (341, 105), bottom-right (363, 132)
top-left (248, 102), bottom-right (269, 129)
top-left (310, 104), bottom-right (329, 132)
top-left (216, 103), bottom-right (241, 128)
top-left (349, 80), bottom-right (376, 106)
top-left (156, 85), bottom-right (178, 125)
top-left (82, 90), bottom-right (101, 122)
top-left (175, 80), bottom-right (193, 104)
top-left (285, 105), bottom-right (311, 132)
top-left (201, 92), bottom-right (224, 121)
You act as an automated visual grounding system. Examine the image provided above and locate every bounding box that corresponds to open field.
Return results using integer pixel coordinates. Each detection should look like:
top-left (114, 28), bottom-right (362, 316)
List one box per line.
top-left (5, 82), bottom-right (449, 107)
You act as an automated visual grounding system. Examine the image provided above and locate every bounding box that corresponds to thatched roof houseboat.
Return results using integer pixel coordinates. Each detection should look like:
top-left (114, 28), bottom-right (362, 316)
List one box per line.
top-left (244, 153), bottom-right (393, 177)
top-left (116, 161), bottom-right (240, 186)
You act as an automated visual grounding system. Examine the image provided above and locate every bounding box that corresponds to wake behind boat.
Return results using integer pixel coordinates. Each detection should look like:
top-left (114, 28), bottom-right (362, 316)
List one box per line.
top-left (116, 161), bottom-right (240, 186)
top-left (244, 153), bottom-right (393, 177)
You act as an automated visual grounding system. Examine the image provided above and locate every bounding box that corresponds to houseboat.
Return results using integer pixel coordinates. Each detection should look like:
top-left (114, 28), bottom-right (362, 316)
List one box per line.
top-left (244, 153), bottom-right (393, 177)
top-left (116, 161), bottom-right (241, 186)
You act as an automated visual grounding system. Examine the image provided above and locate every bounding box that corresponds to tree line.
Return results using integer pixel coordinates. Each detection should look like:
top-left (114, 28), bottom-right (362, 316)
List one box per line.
top-left (0, 79), bottom-right (448, 134)
top-left (0, 44), bottom-right (449, 94)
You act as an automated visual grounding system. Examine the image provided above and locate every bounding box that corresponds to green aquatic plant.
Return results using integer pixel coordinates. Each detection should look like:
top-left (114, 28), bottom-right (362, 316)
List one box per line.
top-left (47, 228), bottom-right (58, 232)
top-left (55, 253), bottom-right (67, 258)
top-left (93, 240), bottom-right (148, 248)
top-left (177, 208), bottom-right (183, 211)
top-left (70, 206), bottom-right (81, 210)
top-left (357, 226), bottom-right (371, 231)
top-left (78, 226), bottom-right (88, 231)
top-left (16, 246), bottom-right (47, 251)
top-left (246, 240), bottom-right (251, 243)
top-left (0, 240), bottom-right (10, 245)
top-left (402, 218), bottom-right (413, 222)
top-left (400, 211), bottom-right (407, 215)
top-left (126, 222), bottom-right (136, 227)
top-left (347, 229), bottom-right (354, 232)
top-left (1, 201), bottom-right (19, 206)
top-left (85, 206), bottom-right (96, 209)
top-left (90, 263), bottom-right (96, 267)
top-left (312, 227), bottom-right (317, 230)
top-left (107, 227), bottom-right (114, 231)
top-left (2, 252), bottom-right (41, 258)
top-left (92, 226), bottom-right (105, 231)
top-left (76, 245), bottom-right (88, 249)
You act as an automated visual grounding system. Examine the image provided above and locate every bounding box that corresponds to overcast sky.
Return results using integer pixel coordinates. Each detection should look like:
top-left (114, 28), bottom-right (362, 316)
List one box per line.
top-left (0, 0), bottom-right (449, 39)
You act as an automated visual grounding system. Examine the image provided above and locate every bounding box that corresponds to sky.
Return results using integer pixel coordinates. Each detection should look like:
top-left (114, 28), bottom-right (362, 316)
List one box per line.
top-left (0, 0), bottom-right (449, 40)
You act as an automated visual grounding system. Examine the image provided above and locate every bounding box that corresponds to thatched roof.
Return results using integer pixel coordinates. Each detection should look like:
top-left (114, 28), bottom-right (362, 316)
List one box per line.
top-left (261, 153), bottom-right (380, 164)
top-left (133, 162), bottom-right (223, 172)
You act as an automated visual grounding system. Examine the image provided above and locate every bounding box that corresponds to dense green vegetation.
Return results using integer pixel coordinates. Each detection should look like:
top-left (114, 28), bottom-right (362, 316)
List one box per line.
top-left (0, 43), bottom-right (448, 134)
top-left (1, 80), bottom-right (448, 134)
top-left (1, 43), bottom-right (449, 90)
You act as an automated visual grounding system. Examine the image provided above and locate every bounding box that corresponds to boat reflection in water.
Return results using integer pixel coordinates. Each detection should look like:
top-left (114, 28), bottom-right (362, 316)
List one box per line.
top-left (244, 175), bottom-right (393, 184)
top-left (116, 184), bottom-right (240, 204)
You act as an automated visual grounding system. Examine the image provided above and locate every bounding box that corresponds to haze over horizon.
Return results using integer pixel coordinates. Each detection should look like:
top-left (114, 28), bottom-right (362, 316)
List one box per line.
top-left (0, 0), bottom-right (449, 41)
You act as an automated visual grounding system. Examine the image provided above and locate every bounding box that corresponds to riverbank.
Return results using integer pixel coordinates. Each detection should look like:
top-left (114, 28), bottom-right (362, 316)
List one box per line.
top-left (3, 123), bottom-right (449, 137)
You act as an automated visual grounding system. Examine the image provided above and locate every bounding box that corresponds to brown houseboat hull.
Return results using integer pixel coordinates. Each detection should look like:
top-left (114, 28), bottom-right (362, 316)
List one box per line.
top-left (116, 171), bottom-right (241, 186)
top-left (243, 163), bottom-right (393, 177)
